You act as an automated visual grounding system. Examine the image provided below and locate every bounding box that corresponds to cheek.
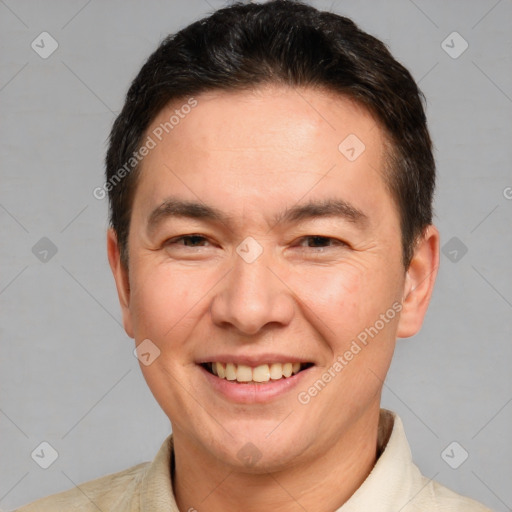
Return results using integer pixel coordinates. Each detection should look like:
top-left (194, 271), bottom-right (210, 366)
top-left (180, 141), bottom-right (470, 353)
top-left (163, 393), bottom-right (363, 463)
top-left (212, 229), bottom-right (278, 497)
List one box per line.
top-left (292, 259), bottom-right (401, 346)
top-left (302, 265), bottom-right (362, 320)
top-left (128, 261), bottom-right (212, 340)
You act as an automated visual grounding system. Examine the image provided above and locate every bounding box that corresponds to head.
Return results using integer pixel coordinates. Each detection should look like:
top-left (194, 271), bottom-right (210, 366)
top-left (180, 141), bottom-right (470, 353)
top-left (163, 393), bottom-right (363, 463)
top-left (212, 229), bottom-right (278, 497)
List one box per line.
top-left (106, 0), bottom-right (438, 471)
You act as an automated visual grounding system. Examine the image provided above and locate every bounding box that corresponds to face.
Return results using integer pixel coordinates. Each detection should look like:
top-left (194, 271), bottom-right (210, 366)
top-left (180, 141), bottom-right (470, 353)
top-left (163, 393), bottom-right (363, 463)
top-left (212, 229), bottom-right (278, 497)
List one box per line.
top-left (108, 85), bottom-right (437, 471)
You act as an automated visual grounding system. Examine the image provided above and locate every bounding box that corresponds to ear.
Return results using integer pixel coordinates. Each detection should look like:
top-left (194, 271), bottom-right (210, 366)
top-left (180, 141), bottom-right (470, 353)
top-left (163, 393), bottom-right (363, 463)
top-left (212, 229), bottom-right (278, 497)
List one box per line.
top-left (396, 225), bottom-right (439, 338)
top-left (107, 228), bottom-right (134, 338)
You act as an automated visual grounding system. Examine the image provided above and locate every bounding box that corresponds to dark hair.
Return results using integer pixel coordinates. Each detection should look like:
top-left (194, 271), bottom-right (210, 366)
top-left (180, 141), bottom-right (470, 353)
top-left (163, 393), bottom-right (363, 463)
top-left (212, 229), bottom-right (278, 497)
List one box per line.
top-left (105, 0), bottom-right (435, 268)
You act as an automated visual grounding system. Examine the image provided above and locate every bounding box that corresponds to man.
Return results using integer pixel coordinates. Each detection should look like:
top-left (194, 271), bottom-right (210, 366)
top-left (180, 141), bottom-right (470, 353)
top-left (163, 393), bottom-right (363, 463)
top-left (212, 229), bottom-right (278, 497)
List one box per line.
top-left (16, 1), bottom-right (492, 510)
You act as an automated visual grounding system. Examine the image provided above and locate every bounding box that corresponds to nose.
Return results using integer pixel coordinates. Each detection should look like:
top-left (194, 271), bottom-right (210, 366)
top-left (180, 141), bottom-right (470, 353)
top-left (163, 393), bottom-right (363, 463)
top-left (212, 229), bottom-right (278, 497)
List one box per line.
top-left (209, 250), bottom-right (295, 336)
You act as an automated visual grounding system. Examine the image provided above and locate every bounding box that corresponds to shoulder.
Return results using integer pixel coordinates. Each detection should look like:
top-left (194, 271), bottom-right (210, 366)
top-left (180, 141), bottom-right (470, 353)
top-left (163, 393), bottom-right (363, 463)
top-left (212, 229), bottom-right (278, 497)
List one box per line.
top-left (12, 461), bottom-right (150, 512)
top-left (375, 410), bottom-right (492, 512)
top-left (415, 476), bottom-right (493, 512)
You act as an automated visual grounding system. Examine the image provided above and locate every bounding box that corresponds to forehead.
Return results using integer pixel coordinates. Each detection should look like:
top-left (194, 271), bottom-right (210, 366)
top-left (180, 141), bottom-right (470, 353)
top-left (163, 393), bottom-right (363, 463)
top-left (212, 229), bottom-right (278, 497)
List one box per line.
top-left (147, 85), bottom-right (383, 161)
top-left (133, 85), bottom-right (393, 227)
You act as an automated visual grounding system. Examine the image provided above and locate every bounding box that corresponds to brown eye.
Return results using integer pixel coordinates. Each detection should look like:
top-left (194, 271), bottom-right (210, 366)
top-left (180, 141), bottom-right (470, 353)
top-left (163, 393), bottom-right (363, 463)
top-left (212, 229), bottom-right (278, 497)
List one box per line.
top-left (180, 235), bottom-right (209, 247)
top-left (167, 234), bottom-right (210, 247)
top-left (298, 236), bottom-right (346, 248)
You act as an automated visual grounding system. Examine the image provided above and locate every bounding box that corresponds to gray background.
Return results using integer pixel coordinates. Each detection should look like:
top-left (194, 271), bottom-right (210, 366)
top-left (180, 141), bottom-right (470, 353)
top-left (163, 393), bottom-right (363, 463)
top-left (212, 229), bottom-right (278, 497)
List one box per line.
top-left (1, 0), bottom-right (511, 510)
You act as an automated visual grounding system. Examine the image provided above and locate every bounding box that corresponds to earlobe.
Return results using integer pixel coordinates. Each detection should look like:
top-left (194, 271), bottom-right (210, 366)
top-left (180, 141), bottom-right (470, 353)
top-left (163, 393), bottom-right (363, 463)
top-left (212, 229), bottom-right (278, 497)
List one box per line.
top-left (107, 229), bottom-right (134, 338)
top-left (396, 225), bottom-right (440, 339)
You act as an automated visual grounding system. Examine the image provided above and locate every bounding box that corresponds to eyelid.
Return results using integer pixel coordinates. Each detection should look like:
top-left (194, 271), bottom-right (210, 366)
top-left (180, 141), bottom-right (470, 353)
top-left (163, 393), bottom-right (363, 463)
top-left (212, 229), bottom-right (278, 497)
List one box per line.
top-left (294, 235), bottom-right (348, 247)
top-left (164, 234), bottom-right (347, 250)
top-left (165, 234), bottom-right (212, 246)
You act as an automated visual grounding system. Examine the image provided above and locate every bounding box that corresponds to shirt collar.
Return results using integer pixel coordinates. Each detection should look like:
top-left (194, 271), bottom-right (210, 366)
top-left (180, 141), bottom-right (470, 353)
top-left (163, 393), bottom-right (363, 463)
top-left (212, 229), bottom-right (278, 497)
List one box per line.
top-left (138, 409), bottom-right (420, 511)
top-left (336, 409), bottom-right (425, 511)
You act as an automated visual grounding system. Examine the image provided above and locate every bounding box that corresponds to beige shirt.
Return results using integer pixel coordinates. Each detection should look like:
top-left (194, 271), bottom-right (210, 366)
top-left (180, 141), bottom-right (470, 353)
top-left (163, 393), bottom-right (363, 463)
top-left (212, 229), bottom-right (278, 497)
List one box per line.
top-left (14, 410), bottom-right (492, 511)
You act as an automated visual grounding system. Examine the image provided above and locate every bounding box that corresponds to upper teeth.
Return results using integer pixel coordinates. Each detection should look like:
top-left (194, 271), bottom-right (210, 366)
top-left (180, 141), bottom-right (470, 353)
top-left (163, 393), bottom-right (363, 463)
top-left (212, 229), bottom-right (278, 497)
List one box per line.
top-left (211, 362), bottom-right (302, 383)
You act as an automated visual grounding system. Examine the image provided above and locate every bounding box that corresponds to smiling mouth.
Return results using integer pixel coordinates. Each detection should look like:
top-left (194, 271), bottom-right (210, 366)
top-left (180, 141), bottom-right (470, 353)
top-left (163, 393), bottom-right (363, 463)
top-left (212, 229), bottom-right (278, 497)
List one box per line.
top-left (201, 362), bottom-right (314, 384)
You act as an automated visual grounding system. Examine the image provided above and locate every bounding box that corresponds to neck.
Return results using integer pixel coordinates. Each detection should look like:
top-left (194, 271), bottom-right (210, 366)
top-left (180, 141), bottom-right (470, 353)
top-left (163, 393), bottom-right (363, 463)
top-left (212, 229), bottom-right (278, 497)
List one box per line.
top-left (172, 406), bottom-right (381, 512)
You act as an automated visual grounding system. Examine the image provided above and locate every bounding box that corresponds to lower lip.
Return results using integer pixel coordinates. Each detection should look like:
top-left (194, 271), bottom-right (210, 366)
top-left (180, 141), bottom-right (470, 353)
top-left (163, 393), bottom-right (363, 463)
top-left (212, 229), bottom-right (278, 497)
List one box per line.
top-left (199, 364), bottom-right (313, 404)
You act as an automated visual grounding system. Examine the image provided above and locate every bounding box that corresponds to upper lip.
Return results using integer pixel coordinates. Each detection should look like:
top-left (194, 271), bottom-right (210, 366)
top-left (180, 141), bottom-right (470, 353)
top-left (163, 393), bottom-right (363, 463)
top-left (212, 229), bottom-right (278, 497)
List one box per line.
top-left (196, 353), bottom-right (314, 366)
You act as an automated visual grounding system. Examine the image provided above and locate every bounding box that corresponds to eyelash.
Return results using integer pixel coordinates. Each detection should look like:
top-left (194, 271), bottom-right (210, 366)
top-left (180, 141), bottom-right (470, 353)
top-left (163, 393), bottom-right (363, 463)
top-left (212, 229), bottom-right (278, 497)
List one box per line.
top-left (167, 234), bottom-right (211, 247)
top-left (165, 234), bottom-right (347, 250)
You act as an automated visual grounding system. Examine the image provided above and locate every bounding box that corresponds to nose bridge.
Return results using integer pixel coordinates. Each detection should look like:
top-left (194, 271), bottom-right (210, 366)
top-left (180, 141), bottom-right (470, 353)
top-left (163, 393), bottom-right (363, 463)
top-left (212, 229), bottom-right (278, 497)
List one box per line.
top-left (210, 246), bottom-right (294, 334)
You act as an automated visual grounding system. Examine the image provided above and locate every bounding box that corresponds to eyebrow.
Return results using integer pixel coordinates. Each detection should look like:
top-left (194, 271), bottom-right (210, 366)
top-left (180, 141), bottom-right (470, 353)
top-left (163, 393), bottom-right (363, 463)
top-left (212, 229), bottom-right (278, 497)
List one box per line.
top-left (146, 196), bottom-right (369, 234)
top-left (273, 198), bottom-right (368, 228)
top-left (147, 198), bottom-right (228, 234)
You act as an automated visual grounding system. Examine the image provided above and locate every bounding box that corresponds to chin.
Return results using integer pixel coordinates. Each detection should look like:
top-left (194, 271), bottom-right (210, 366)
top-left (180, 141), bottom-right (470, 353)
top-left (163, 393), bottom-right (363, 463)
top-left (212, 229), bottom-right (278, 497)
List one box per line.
top-left (203, 422), bottom-right (313, 473)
